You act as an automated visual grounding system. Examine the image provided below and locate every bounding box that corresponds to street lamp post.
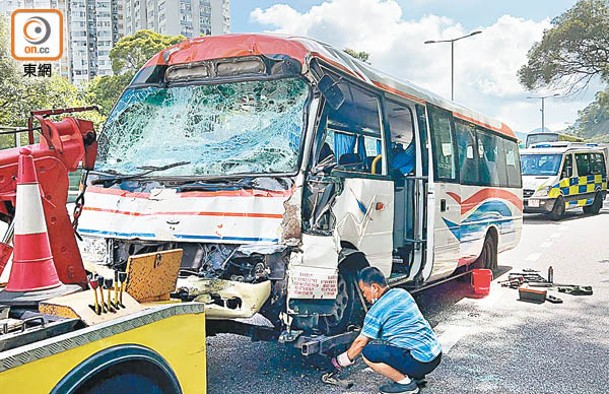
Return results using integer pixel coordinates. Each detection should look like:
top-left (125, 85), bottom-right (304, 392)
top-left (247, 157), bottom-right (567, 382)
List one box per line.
top-left (526, 94), bottom-right (560, 133)
top-left (424, 30), bottom-right (482, 101)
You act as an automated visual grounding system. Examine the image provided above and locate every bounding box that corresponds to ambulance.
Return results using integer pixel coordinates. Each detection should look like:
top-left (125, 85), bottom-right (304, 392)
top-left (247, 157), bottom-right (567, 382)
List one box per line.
top-left (521, 143), bottom-right (608, 220)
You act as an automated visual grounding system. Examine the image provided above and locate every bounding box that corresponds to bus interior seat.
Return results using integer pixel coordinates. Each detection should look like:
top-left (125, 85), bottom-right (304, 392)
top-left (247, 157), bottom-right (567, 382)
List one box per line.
top-left (339, 153), bottom-right (364, 170)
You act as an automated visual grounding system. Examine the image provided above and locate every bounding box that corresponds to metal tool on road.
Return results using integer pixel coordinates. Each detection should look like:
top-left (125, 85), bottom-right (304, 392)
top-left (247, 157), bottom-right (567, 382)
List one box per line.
top-left (321, 369), bottom-right (354, 389)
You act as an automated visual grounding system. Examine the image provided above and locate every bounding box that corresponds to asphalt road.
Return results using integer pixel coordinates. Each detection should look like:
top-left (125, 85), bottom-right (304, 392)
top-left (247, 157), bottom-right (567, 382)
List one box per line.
top-left (206, 202), bottom-right (609, 394)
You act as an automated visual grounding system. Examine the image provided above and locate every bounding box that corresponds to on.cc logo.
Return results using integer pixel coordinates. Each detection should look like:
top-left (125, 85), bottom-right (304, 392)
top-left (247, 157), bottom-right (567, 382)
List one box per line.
top-left (23, 16), bottom-right (52, 45)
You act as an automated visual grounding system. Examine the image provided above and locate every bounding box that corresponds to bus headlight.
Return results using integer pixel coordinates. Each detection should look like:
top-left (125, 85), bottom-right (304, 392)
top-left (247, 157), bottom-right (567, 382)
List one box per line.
top-left (534, 186), bottom-right (551, 197)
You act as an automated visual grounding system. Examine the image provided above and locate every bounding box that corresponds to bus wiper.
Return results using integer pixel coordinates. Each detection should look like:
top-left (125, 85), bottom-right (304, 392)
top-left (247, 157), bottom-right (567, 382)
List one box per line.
top-left (91, 161), bottom-right (191, 185)
top-left (135, 161), bottom-right (191, 173)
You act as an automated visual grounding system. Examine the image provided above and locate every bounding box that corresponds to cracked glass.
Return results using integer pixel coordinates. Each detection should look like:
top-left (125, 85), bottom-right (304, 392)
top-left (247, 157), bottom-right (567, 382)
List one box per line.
top-left (97, 78), bottom-right (309, 177)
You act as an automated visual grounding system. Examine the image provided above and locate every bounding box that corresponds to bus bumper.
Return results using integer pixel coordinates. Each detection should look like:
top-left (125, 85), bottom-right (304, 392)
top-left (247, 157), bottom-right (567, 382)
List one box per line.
top-left (523, 197), bottom-right (555, 213)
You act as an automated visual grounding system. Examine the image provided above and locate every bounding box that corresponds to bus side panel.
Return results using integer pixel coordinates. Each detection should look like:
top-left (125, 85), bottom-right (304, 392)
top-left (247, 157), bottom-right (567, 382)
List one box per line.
top-left (0, 310), bottom-right (206, 393)
top-left (460, 186), bottom-right (523, 262)
top-left (428, 181), bottom-right (461, 281)
top-left (333, 177), bottom-right (394, 276)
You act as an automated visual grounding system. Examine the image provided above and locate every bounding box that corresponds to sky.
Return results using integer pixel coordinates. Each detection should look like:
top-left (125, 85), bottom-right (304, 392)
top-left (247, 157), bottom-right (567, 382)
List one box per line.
top-left (230, 0), bottom-right (597, 134)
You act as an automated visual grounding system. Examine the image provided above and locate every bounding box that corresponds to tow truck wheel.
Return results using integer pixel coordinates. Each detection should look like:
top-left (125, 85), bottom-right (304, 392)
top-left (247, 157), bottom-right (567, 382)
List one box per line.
top-left (583, 193), bottom-right (602, 215)
top-left (319, 269), bottom-right (363, 335)
top-left (549, 196), bottom-right (565, 221)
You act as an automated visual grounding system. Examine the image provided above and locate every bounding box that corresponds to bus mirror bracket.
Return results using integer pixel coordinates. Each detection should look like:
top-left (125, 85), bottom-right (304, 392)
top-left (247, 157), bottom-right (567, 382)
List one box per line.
top-left (318, 75), bottom-right (345, 110)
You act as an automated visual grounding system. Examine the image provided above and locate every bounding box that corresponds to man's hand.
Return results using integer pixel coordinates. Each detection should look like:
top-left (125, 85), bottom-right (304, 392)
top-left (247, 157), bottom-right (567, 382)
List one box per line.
top-left (331, 351), bottom-right (354, 370)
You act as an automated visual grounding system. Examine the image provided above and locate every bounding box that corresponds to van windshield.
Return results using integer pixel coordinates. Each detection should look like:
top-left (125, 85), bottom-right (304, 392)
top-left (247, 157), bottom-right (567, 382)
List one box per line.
top-left (520, 154), bottom-right (562, 176)
top-left (97, 78), bottom-right (309, 177)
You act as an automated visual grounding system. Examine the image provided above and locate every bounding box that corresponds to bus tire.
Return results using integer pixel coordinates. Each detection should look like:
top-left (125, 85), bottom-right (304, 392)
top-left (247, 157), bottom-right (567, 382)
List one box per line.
top-left (319, 269), bottom-right (363, 335)
top-left (474, 231), bottom-right (497, 271)
top-left (319, 252), bottom-right (368, 335)
top-left (583, 193), bottom-right (602, 215)
top-left (549, 196), bottom-right (565, 221)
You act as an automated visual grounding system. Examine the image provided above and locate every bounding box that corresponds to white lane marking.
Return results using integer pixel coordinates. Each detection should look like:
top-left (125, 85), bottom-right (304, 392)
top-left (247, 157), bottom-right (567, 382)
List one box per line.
top-left (550, 233), bottom-right (562, 239)
top-left (539, 241), bottom-right (553, 249)
top-left (526, 253), bottom-right (542, 262)
top-left (437, 326), bottom-right (472, 354)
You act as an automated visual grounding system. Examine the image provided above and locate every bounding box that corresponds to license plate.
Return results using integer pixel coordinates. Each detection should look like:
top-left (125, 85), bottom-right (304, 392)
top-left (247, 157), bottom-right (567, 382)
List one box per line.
top-left (528, 199), bottom-right (539, 207)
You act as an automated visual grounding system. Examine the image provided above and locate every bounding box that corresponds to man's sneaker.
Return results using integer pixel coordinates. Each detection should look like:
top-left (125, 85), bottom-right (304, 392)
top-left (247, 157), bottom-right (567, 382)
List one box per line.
top-left (413, 378), bottom-right (427, 387)
top-left (378, 380), bottom-right (420, 394)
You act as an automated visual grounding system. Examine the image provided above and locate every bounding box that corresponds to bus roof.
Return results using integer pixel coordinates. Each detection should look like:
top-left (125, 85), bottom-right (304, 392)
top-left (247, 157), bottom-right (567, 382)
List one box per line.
top-left (144, 33), bottom-right (516, 140)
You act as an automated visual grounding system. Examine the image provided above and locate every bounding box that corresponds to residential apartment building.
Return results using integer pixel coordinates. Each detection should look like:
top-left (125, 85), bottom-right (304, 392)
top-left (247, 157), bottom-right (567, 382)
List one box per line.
top-left (63, 0), bottom-right (123, 84)
top-left (2, 0), bottom-right (230, 83)
top-left (124, 0), bottom-right (230, 38)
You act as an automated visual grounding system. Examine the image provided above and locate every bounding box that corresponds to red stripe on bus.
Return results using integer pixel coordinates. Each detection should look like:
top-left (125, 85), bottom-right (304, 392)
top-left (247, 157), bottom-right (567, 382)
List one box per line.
top-left (371, 81), bottom-right (426, 104)
top-left (82, 206), bottom-right (284, 219)
top-left (460, 189), bottom-right (523, 214)
top-left (452, 113), bottom-right (516, 139)
top-left (446, 192), bottom-right (461, 204)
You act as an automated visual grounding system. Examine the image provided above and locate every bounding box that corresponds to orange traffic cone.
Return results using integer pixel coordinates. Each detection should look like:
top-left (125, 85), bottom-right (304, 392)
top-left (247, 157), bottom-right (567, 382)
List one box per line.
top-left (0, 148), bottom-right (79, 305)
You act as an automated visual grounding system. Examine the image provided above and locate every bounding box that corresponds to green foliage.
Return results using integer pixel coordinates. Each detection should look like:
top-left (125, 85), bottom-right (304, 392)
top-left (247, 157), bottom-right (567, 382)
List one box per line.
top-left (343, 48), bottom-right (371, 63)
top-left (110, 30), bottom-right (185, 75)
top-left (518, 0), bottom-right (609, 92)
top-left (567, 87), bottom-right (609, 141)
top-left (85, 73), bottom-right (133, 117)
top-left (86, 30), bottom-right (185, 116)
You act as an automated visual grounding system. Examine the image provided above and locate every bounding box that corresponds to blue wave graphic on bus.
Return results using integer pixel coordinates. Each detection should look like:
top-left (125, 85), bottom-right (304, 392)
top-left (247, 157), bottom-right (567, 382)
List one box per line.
top-left (442, 200), bottom-right (515, 241)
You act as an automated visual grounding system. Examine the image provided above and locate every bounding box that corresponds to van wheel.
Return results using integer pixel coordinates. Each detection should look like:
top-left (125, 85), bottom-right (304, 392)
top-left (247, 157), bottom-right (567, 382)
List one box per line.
top-left (474, 232), bottom-right (497, 271)
top-left (583, 193), bottom-right (602, 215)
top-left (549, 196), bottom-right (565, 221)
top-left (319, 269), bottom-right (364, 335)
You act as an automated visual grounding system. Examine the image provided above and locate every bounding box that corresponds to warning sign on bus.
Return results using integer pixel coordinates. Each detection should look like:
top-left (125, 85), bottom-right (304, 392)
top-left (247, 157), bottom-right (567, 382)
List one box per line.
top-left (288, 267), bottom-right (338, 299)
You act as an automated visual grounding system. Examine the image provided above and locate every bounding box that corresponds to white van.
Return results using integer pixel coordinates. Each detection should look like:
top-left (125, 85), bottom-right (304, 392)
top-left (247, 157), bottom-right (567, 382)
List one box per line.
top-left (521, 143), bottom-right (608, 220)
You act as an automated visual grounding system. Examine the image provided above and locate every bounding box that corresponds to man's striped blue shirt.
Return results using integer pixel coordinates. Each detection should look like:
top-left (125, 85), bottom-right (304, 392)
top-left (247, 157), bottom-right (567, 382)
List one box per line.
top-left (361, 288), bottom-right (442, 363)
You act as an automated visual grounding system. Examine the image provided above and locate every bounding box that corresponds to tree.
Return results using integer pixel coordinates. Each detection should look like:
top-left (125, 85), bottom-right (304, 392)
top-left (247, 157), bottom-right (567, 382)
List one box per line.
top-left (86, 30), bottom-right (185, 116)
top-left (567, 87), bottom-right (609, 141)
top-left (343, 48), bottom-right (371, 63)
top-left (110, 30), bottom-right (185, 75)
top-left (518, 0), bottom-right (609, 93)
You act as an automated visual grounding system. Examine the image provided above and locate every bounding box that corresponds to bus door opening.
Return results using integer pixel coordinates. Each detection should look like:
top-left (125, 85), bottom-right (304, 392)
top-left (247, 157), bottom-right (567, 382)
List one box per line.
top-left (386, 101), bottom-right (418, 276)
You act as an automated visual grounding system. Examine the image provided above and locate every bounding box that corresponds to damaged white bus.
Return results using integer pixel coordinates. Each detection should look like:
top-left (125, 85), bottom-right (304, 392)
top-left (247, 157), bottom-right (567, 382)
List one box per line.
top-left (79, 34), bottom-right (523, 337)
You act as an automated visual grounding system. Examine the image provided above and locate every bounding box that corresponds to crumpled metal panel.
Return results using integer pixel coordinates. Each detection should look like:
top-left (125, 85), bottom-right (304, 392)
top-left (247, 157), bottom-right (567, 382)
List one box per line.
top-left (78, 186), bottom-right (293, 244)
top-left (176, 276), bottom-right (271, 319)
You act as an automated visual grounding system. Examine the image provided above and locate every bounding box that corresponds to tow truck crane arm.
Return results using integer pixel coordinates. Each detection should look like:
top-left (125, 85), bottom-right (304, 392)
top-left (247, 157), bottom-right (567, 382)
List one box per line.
top-left (0, 108), bottom-right (98, 288)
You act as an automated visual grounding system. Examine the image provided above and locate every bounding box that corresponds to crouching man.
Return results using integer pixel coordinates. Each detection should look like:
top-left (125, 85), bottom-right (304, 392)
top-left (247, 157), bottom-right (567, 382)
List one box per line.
top-left (332, 267), bottom-right (442, 394)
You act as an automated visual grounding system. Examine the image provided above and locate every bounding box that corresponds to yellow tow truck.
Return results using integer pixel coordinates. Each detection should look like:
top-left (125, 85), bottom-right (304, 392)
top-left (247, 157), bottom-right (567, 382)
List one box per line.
top-left (0, 109), bottom-right (206, 393)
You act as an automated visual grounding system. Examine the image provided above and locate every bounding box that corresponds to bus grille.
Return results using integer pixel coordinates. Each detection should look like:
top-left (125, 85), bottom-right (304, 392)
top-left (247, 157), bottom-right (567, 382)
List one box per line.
top-left (523, 189), bottom-right (535, 198)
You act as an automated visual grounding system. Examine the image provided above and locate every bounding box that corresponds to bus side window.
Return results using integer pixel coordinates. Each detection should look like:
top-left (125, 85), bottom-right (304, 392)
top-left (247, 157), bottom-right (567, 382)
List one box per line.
top-left (428, 106), bottom-right (457, 182)
top-left (386, 101), bottom-right (415, 176)
top-left (477, 130), bottom-right (507, 186)
top-left (324, 73), bottom-right (384, 175)
top-left (561, 154), bottom-right (573, 179)
top-left (455, 120), bottom-right (479, 184)
top-left (503, 139), bottom-right (522, 188)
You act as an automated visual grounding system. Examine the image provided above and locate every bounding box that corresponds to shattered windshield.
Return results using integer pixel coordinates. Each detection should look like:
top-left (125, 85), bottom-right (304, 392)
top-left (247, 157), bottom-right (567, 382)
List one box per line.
top-left (97, 78), bottom-right (309, 177)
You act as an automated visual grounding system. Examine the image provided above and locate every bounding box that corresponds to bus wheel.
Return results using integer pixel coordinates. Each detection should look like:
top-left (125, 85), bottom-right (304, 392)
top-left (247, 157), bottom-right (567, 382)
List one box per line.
top-left (549, 196), bottom-right (565, 221)
top-left (583, 193), bottom-right (602, 215)
top-left (319, 269), bottom-right (363, 335)
top-left (474, 232), bottom-right (497, 271)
